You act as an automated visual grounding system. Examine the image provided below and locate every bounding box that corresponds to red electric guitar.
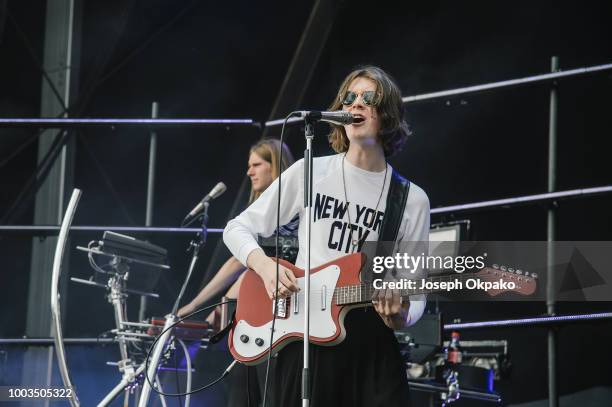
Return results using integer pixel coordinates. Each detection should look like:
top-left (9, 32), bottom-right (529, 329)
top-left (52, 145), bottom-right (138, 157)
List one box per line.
top-left (229, 253), bottom-right (537, 365)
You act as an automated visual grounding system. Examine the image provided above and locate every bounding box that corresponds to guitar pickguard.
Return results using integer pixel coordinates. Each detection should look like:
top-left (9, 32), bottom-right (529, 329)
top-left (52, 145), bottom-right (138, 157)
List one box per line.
top-left (232, 264), bottom-right (341, 359)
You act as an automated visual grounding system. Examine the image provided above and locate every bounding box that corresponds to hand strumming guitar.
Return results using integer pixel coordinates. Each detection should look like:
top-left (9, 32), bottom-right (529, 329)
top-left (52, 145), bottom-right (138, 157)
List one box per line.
top-left (247, 248), bottom-right (300, 299)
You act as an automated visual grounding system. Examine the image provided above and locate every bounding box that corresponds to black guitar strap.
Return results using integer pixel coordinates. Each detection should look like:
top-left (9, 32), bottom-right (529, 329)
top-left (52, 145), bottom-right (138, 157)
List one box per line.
top-left (380, 169), bottom-right (411, 243)
top-left (368, 168), bottom-right (410, 280)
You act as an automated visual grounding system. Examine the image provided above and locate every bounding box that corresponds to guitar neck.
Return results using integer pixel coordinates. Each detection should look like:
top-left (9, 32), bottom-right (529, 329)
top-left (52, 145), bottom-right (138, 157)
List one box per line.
top-left (335, 273), bottom-right (473, 306)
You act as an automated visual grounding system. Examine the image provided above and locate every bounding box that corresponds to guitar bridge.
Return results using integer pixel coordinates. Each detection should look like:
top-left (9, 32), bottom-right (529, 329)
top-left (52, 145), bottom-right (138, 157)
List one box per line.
top-left (273, 297), bottom-right (290, 319)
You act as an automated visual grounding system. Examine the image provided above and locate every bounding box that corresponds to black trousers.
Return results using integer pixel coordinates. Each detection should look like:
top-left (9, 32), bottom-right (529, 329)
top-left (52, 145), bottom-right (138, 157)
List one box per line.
top-left (228, 307), bottom-right (410, 407)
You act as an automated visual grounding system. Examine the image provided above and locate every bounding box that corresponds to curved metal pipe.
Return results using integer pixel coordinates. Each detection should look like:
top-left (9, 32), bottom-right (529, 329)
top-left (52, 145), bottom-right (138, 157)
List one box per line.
top-left (177, 338), bottom-right (192, 407)
top-left (50, 188), bottom-right (82, 407)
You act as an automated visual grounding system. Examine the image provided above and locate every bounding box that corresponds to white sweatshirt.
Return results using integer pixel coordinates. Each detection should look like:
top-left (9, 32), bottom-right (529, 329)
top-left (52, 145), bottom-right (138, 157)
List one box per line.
top-left (223, 153), bottom-right (430, 326)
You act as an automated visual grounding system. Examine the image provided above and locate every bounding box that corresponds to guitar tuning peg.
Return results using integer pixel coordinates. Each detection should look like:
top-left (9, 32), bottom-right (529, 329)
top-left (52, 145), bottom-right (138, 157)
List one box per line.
top-left (515, 269), bottom-right (522, 275)
top-left (500, 265), bottom-right (507, 272)
top-left (523, 271), bottom-right (529, 276)
top-left (531, 273), bottom-right (538, 279)
top-left (508, 268), bottom-right (515, 273)
top-left (492, 264), bottom-right (499, 269)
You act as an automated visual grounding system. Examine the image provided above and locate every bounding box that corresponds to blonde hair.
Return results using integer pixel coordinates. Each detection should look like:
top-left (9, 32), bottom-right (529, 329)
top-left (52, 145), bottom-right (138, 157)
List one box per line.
top-left (328, 65), bottom-right (411, 157)
top-left (248, 139), bottom-right (295, 204)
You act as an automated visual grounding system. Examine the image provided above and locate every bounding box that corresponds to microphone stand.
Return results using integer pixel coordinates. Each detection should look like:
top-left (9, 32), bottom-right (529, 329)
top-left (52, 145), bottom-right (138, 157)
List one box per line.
top-left (288, 111), bottom-right (350, 406)
top-left (301, 118), bottom-right (314, 407)
top-left (174, 201), bottom-right (209, 315)
top-left (138, 203), bottom-right (210, 407)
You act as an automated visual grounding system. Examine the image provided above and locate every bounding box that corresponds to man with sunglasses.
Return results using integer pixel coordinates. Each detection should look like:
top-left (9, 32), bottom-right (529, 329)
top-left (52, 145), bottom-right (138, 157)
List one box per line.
top-left (224, 65), bottom-right (430, 406)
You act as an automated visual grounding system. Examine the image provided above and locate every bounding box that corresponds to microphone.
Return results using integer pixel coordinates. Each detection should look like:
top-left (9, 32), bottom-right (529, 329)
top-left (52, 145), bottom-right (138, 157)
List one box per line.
top-left (296, 111), bottom-right (354, 125)
top-left (181, 182), bottom-right (227, 227)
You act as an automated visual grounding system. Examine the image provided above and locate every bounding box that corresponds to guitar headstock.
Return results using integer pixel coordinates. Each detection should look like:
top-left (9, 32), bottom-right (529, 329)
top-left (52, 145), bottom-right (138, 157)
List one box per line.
top-left (474, 264), bottom-right (538, 296)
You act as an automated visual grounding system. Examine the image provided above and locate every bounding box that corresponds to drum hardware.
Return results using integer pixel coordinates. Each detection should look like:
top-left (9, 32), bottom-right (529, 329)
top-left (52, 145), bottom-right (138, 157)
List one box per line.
top-left (70, 188), bottom-right (230, 405)
top-left (73, 232), bottom-right (180, 406)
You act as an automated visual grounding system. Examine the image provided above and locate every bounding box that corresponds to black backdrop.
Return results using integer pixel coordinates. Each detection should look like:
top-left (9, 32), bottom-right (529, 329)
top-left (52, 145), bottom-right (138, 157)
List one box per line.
top-left (1, 0), bottom-right (612, 404)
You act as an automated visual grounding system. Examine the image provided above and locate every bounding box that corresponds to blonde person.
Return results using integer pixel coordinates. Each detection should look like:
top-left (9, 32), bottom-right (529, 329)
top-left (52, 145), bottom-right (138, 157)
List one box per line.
top-left (177, 139), bottom-right (296, 320)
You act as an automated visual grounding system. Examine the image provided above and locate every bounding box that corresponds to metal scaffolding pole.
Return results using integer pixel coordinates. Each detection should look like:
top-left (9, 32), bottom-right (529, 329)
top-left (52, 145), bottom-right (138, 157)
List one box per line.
top-left (22, 1), bottom-right (80, 406)
top-left (145, 103), bottom-right (159, 228)
top-left (2, 184), bottom-right (612, 235)
top-left (444, 312), bottom-right (612, 331)
top-left (263, 61), bottom-right (612, 127)
top-left (140, 101), bottom-right (159, 322)
top-left (429, 185), bottom-right (612, 215)
top-left (546, 56), bottom-right (559, 407)
top-left (402, 61), bottom-right (612, 103)
top-left (0, 117), bottom-right (256, 128)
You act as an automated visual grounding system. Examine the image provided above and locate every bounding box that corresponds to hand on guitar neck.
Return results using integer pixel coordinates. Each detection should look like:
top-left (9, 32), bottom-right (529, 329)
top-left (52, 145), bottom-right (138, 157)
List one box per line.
top-left (372, 288), bottom-right (411, 330)
top-left (247, 248), bottom-right (300, 299)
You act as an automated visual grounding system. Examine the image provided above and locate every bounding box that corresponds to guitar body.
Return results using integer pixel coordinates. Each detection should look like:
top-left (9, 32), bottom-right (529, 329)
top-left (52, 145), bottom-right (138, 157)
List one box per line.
top-left (229, 253), bottom-right (366, 365)
top-left (228, 252), bottom-right (536, 365)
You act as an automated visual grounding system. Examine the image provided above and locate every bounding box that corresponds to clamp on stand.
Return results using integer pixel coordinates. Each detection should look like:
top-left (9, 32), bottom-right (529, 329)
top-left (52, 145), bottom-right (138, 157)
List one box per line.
top-left (88, 253), bottom-right (164, 407)
top-left (74, 233), bottom-right (168, 406)
top-left (108, 258), bottom-right (138, 406)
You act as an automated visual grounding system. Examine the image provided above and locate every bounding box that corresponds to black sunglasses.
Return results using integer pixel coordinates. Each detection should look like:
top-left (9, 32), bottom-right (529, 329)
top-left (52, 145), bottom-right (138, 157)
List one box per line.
top-left (341, 90), bottom-right (379, 107)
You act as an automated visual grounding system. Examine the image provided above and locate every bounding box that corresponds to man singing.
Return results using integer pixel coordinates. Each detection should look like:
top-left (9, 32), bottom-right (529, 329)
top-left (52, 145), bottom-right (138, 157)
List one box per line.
top-left (224, 65), bottom-right (430, 406)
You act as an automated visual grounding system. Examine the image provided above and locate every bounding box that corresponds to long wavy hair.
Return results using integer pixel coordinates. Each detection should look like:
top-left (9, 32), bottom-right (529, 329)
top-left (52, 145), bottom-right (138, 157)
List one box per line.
top-left (248, 139), bottom-right (295, 204)
top-left (328, 65), bottom-right (411, 157)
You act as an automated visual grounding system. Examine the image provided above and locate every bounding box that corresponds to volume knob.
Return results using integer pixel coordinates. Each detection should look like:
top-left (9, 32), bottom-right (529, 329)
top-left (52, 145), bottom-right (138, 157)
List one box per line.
top-left (240, 335), bottom-right (249, 343)
top-left (255, 338), bottom-right (264, 347)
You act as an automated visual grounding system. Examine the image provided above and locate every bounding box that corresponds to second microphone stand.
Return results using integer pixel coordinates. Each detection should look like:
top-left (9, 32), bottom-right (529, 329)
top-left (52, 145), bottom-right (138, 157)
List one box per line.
top-left (138, 203), bottom-right (210, 407)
